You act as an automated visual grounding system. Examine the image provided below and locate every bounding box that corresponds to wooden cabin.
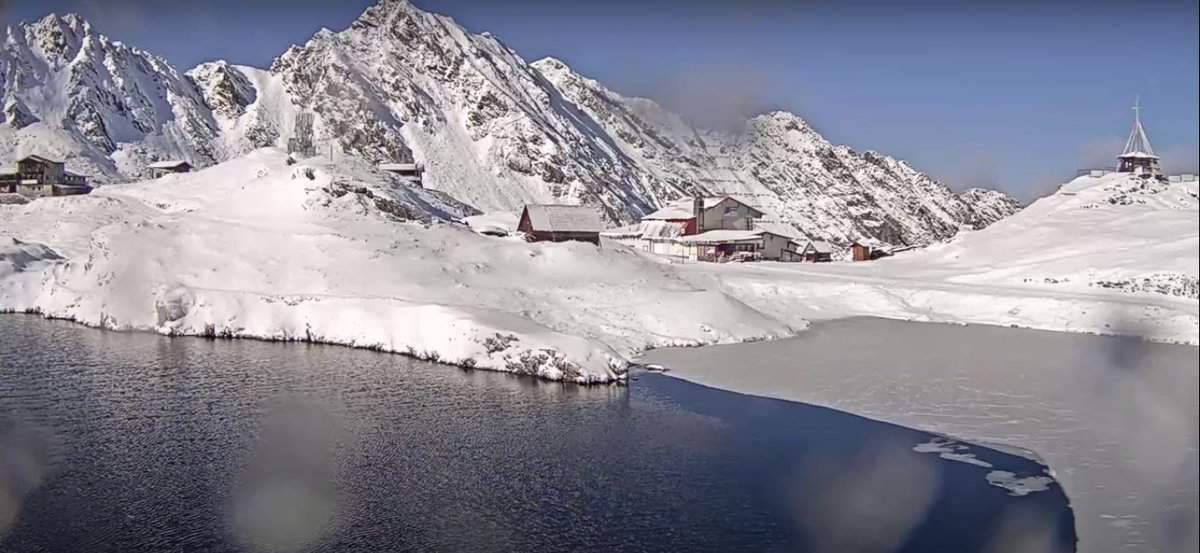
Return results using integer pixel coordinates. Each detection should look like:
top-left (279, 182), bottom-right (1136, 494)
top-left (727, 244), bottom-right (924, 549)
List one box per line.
top-left (147, 160), bottom-right (193, 177)
top-left (850, 242), bottom-right (872, 262)
top-left (517, 204), bottom-right (605, 244)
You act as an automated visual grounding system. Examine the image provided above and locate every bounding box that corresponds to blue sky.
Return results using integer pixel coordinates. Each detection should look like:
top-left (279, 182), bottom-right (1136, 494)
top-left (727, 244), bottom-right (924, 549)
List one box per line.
top-left (3, 0), bottom-right (1197, 200)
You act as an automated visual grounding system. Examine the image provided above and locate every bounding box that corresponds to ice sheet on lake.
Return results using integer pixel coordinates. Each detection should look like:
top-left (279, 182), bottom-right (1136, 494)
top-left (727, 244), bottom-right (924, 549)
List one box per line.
top-left (639, 318), bottom-right (1199, 553)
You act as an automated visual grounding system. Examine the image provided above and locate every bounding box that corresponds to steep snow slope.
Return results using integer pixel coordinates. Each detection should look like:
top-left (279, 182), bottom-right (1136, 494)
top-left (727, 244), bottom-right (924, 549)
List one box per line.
top-left (0, 147), bottom-right (796, 382)
top-left (258, 0), bottom-right (673, 220)
top-left (0, 13), bottom-right (219, 181)
top-left (3, 2), bottom-right (1019, 246)
top-left (534, 57), bottom-right (1021, 244)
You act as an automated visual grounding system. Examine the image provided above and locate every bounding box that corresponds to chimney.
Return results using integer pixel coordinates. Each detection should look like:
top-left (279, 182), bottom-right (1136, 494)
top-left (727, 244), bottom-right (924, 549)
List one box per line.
top-left (693, 196), bottom-right (704, 234)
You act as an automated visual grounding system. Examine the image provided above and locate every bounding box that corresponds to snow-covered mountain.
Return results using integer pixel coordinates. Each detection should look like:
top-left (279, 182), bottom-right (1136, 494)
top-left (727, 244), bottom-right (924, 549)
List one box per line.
top-left (536, 57), bottom-right (1023, 244)
top-left (1, 1), bottom-right (1021, 245)
top-left (0, 13), bottom-right (220, 180)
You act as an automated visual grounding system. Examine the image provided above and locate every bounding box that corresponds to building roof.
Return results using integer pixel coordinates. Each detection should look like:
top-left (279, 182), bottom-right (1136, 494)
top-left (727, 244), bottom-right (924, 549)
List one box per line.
top-left (851, 238), bottom-right (888, 250)
top-left (147, 160), bottom-right (191, 169)
top-left (801, 240), bottom-right (835, 254)
top-left (682, 229), bottom-right (774, 244)
top-left (642, 202), bottom-right (695, 220)
top-left (599, 223), bottom-right (644, 238)
top-left (638, 220), bottom-right (689, 239)
top-left (710, 196), bottom-right (765, 217)
top-left (522, 204), bottom-right (606, 234)
top-left (641, 196), bottom-right (765, 221)
top-left (19, 154), bottom-right (63, 165)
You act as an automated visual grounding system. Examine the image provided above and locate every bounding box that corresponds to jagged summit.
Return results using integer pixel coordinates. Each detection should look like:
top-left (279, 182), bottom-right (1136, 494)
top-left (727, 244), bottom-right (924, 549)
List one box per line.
top-left (1, 2), bottom-right (1021, 246)
top-left (1, 12), bottom-right (217, 180)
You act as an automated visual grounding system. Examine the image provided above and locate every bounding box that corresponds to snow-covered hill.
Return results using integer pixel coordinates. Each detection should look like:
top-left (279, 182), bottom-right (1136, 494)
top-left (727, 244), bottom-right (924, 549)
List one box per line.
top-left (677, 172), bottom-right (1198, 344)
top-left (2, 1), bottom-right (1020, 246)
top-left (0, 147), bottom-right (798, 383)
top-left (901, 172), bottom-right (1199, 299)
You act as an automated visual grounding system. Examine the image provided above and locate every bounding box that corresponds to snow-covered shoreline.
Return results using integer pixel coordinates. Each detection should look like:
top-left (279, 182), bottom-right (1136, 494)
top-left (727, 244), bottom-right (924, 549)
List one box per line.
top-left (1, 150), bottom-right (798, 383)
top-left (3, 156), bottom-right (1198, 384)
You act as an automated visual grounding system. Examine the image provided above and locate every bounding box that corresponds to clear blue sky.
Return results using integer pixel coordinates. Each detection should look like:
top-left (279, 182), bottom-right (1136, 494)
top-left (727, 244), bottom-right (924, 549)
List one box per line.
top-left (3, 0), bottom-right (1197, 200)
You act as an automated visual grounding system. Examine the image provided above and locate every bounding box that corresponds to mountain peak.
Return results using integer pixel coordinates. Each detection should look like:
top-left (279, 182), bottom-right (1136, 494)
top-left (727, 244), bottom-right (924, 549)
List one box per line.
top-left (34, 12), bottom-right (90, 32)
top-left (18, 12), bottom-right (93, 61)
top-left (532, 57), bottom-right (570, 72)
top-left (353, 0), bottom-right (432, 28)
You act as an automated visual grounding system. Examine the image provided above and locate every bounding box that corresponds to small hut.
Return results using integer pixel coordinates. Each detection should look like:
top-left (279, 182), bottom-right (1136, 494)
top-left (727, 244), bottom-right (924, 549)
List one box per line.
top-left (517, 204), bottom-right (605, 244)
top-left (850, 241), bottom-right (872, 262)
top-left (147, 160), bottom-right (193, 177)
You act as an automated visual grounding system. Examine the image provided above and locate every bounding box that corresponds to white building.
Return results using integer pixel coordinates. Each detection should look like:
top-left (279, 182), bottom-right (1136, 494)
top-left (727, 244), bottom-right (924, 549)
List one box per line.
top-left (602, 195), bottom-right (801, 262)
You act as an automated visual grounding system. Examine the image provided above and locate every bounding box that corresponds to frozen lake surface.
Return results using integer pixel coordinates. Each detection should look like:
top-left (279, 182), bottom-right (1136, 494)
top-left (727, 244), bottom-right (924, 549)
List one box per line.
top-left (640, 317), bottom-right (1199, 553)
top-left (1, 315), bottom-right (1074, 552)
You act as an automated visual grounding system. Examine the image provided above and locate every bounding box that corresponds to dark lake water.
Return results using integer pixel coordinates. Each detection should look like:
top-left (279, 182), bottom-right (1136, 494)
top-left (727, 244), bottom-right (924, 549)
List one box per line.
top-left (0, 315), bottom-right (1075, 552)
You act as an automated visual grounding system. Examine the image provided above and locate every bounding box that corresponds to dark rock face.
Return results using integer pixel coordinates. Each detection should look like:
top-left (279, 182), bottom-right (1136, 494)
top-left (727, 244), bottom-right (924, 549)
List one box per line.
top-left (190, 61), bottom-right (257, 119)
top-left (2, 97), bottom-right (39, 128)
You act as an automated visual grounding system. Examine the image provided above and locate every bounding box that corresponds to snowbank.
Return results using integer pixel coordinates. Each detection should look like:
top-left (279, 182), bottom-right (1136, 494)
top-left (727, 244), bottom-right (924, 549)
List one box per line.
top-left (0, 149), bottom-right (795, 383)
top-left (463, 210), bottom-right (519, 236)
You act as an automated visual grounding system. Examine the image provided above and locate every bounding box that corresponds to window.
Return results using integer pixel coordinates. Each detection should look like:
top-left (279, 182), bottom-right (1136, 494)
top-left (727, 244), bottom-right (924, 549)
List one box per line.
top-left (724, 205), bottom-right (738, 217)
